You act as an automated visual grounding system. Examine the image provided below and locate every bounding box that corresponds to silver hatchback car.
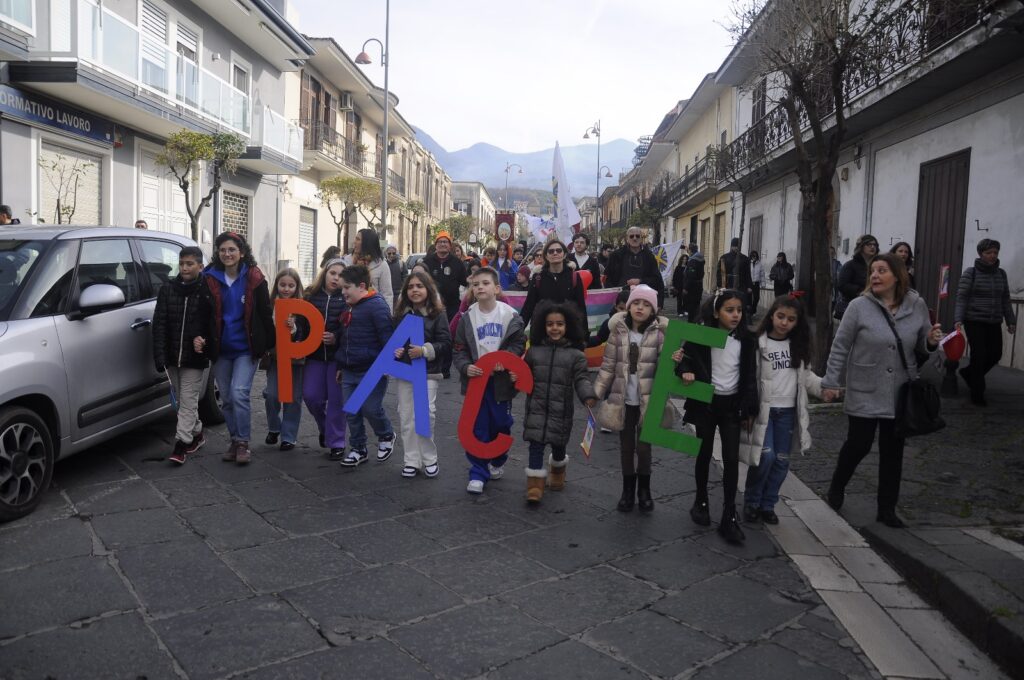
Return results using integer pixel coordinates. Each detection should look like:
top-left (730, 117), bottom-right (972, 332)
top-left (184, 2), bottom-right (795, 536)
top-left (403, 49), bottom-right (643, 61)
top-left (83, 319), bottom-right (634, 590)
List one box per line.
top-left (0, 226), bottom-right (222, 521)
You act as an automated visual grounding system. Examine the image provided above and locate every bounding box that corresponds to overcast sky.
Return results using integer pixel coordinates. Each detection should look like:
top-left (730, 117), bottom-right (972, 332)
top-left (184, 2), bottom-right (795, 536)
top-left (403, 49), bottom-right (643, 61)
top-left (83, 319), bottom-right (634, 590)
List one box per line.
top-left (288, 0), bottom-right (736, 153)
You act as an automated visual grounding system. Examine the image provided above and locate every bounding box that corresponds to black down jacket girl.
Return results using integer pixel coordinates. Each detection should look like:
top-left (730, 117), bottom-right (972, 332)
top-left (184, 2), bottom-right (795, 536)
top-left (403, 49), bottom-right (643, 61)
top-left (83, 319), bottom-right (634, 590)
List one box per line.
top-left (523, 343), bottom-right (597, 446)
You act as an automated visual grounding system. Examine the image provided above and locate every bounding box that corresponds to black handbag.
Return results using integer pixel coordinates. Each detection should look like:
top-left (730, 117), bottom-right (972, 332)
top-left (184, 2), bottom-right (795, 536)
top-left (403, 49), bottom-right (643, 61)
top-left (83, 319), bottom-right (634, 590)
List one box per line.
top-left (876, 305), bottom-right (945, 438)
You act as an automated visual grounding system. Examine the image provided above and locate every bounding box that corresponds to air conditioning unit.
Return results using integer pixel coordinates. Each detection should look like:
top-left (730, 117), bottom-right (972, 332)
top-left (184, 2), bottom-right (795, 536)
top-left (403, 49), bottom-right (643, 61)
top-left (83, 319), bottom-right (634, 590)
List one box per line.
top-left (338, 92), bottom-right (354, 111)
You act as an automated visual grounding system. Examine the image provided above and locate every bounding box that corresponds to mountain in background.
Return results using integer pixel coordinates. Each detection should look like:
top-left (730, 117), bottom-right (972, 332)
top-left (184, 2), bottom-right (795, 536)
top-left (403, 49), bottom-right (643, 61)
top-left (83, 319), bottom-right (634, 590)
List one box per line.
top-left (414, 127), bottom-right (638, 203)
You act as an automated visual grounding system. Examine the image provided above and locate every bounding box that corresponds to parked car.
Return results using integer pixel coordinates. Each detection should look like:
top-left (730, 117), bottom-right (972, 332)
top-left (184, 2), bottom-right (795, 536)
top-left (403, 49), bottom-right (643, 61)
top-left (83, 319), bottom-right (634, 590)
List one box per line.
top-left (0, 226), bottom-right (222, 521)
top-left (405, 252), bottom-right (426, 271)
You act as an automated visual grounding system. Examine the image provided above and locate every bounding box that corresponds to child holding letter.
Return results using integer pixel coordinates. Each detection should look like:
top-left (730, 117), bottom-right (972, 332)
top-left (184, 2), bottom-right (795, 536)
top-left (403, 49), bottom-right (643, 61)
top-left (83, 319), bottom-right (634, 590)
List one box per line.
top-left (263, 268), bottom-right (307, 451)
top-left (302, 259), bottom-right (348, 459)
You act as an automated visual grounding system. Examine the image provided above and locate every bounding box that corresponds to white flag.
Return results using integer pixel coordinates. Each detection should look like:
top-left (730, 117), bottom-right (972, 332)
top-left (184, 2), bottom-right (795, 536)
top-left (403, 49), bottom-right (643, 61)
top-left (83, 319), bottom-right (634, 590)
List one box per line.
top-left (552, 142), bottom-right (581, 244)
top-left (653, 239), bottom-right (685, 287)
top-left (520, 213), bottom-right (558, 243)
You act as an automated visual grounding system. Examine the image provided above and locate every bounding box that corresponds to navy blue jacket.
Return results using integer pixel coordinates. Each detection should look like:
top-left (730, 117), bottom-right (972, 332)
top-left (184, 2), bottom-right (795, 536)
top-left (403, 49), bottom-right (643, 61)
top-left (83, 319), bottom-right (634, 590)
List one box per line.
top-left (334, 292), bottom-right (394, 372)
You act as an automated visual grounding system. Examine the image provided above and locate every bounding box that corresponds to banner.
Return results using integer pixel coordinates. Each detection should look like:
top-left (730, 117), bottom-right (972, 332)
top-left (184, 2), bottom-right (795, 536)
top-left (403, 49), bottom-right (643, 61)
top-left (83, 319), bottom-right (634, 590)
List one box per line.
top-left (552, 142), bottom-right (581, 244)
top-left (938, 264), bottom-right (951, 300)
top-left (495, 211), bottom-right (515, 250)
top-left (521, 212), bottom-right (557, 243)
top-left (653, 239), bottom-right (685, 287)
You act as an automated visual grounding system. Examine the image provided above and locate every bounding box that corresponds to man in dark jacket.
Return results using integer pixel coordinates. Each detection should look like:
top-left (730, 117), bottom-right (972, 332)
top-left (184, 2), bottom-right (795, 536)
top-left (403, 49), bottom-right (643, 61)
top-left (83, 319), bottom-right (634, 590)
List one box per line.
top-left (716, 238), bottom-right (753, 300)
top-left (152, 246), bottom-right (217, 464)
top-left (385, 245), bottom-right (406, 306)
top-left (681, 243), bottom-right (705, 320)
top-left (567, 233), bottom-right (601, 290)
top-left (422, 231), bottom-right (468, 322)
top-left (835, 234), bottom-right (878, 319)
top-left (604, 227), bottom-right (665, 302)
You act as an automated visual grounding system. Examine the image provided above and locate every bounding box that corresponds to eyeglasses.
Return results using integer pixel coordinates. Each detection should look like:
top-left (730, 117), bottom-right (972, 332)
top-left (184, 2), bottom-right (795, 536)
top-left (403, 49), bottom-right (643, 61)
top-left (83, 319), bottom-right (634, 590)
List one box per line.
top-left (628, 235), bottom-right (642, 240)
top-left (546, 248), bottom-right (564, 255)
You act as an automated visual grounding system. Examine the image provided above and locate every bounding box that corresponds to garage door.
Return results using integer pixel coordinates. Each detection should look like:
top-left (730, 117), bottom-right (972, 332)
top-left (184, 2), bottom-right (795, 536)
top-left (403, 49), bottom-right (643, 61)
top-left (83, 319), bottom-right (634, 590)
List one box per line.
top-left (39, 142), bottom-right (102, 225)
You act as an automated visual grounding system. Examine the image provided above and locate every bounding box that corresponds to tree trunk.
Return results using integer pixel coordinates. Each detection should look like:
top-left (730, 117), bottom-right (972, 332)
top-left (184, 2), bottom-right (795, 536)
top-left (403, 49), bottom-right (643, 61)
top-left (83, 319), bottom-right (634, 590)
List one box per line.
top-left (811, 186), bottom-right (833, 374)
top-left (190, 218), bottom-right (200, 245)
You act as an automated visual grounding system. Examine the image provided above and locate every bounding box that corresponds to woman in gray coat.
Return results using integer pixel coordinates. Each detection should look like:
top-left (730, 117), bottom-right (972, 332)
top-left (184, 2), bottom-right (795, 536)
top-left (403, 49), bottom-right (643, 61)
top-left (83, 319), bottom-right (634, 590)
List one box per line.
top-left (822, 253), bottom-right (943, 528)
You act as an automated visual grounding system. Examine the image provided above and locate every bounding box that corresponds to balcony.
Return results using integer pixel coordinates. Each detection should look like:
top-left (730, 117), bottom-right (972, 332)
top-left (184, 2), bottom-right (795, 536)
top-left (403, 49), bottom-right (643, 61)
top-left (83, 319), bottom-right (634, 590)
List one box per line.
top-left (301, 121), bottom-right (364, 173)
top-left (632, 135), bottom-right (653, 167)
top-left (241, 106), bottom-right (304, 174)
top-left (719, 0), bottom-right (1003, 183)
top-left (0, 0), bottom-right (33, 36)
top-left (388, 169), bottom-right (406, 197)
top-left (664, 152), bottom-right (720, 216)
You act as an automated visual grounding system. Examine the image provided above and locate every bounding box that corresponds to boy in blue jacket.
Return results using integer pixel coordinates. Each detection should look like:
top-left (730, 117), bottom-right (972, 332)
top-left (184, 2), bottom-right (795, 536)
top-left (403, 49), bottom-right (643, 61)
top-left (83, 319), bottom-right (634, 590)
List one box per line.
top-left (335, 264), bottom-right (396, 467)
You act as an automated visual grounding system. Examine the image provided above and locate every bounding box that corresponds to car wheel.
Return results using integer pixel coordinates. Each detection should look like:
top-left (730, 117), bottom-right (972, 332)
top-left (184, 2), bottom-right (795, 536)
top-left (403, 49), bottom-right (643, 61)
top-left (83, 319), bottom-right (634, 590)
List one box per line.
top-left (0, 406), bottom-right (55, 523)
top-left (198, 372), bottom-right (225, 425)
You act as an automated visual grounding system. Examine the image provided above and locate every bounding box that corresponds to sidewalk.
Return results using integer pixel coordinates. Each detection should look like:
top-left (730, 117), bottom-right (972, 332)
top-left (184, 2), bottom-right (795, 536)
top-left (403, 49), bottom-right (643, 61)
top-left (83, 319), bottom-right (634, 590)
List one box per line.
top-left (792, 364), bottom-right (1024, 679)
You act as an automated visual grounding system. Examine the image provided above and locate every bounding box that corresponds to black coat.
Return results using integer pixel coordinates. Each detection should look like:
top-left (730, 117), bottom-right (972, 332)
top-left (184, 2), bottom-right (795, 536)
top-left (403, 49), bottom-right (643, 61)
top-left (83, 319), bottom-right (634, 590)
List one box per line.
top-left (604, 246), bottom-right (665, 294)
top-left (770, 262), bottom-right (795, 294)
top-left (395, 309), bottom-right (451, 376)
top-left (716, 251), bottom-right (753, 291)
top-left (683, 252), bottom-right (705, 297)
top-left (152, 274), bottom-right (217, 371)
top-left (523, 343), bottom-right (596, 446)
top-left (835, 254), bottom-right (869, 318)
top-left (520, 268), bottom-right (588, 331)
top-left (303, 289), bottom-right (348, 362)
top-left (568, 252), bottom-right (602, 290)
top-left (675, 331), bottom-right (759, 423)
top-left (422, 252), bottom-right (468, 319)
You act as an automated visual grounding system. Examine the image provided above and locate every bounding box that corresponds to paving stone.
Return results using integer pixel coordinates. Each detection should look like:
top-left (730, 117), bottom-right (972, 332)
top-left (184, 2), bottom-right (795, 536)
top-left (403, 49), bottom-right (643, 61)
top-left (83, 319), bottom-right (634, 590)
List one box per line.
top-left (500, 565), bottom-right (659, 634)
top-left (397, 503), bottom-right (537, 549)
top-left (739, 557), bottom-right (818, 600)
top-left (963, 528), bottom-right (1024, 556)
top-left (501, 516), bottom-right (655, 573)
top-left (779, 473), bottom-right (823, 501)
top-left (0, 518), bottom-right (94, 571)
top-left (818, 590), bottom-right (942, 678)
top-left (282, 564), bottom-right (462, 639)
top-left (791, 554), bottom-right (862, 592)
top-left (487, 639), bottom-right (644, 679)
top-left (90, 507), bottom-right (194, 549)
top-left (65, 478), bottom-right (167, 516)
top-left (863, 582), bottom-right (930, 609)
top-left (156, 478), bottom-right (238, 509)
top-left (240, 640), bottom-right (434, 680)
top-left (1, 491), bottom-right (74, 529)
top-left (831, 546), bottom-right (903, 584)
top-left (584, 609), bottom-right (727, 677)
top-left (652, 573), bottom-right (811, 642)
top-left (768, 514), bottom-right (832, 556)
top-left (181, 503), bottom-right (283, 551)
top-left (790, 499), bottom-right (868, 548)
top-left (934, 542), bottom-right (1024, 581)
top-left (265, 494), bottom-right (405, 535)
top-left (888, 608), bottom-right (1010, 680)
top-left (771, 626), bottom-right (875, 677)
top-left (194, 454), bottom-right (283, 485)
top-left (223, 536), bottom-right (361, 593)
top-left (912, 528), bottom-right (984, 546)
top-left (116, 537), bottom-right (251, 616)
top-left (612, 540), bottom-right (741, 591)
top-left (328, 518), bottom-right (443, 566)
top-left (0, 555), bottom-right (136, 638)
top-left (410, 542), bottom-right (558, 599)
top-left (153, 596), bottom-right (324, 680)
top-left (53, 449), bottom-right (136, 489)
top-left (0, 612), bottom-right (178, 680)
top-left (694, 642), bottom-right (845, 679)
top-left (390, 600), bottom-right (564, 679)
top-left (230, 476), bottom-right (322, 512)
top-left (691, 521), bottom-right (779, 560)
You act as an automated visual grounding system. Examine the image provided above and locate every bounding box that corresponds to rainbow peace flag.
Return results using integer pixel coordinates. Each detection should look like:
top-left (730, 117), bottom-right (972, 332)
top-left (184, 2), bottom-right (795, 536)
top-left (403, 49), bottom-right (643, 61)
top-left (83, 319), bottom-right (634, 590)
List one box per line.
top-left (502, 288), bottom-right (621, 367)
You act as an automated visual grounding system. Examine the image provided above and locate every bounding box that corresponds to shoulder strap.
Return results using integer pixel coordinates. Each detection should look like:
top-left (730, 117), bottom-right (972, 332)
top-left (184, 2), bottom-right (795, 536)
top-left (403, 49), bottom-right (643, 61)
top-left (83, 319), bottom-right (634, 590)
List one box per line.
top-left (872, 302), bottom-right (911, 376)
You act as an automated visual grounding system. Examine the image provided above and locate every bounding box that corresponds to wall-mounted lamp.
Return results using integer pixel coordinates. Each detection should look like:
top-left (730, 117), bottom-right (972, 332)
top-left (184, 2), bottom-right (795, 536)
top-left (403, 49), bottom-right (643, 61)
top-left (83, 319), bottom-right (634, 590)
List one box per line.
top-left (211, 52), bottom-right (221, 62)
top-left (854, 144), bottom-right (864, 169)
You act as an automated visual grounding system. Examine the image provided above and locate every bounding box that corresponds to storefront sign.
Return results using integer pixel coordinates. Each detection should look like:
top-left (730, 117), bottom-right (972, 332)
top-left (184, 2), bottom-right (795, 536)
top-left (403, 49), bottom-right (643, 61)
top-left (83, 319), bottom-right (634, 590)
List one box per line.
top-left (0, 85), bottom-right (120, 145)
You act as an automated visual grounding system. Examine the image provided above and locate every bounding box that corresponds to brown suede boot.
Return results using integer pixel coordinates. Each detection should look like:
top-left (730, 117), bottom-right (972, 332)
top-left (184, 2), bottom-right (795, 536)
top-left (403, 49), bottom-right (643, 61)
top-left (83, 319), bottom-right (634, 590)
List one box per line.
top-left (235, 441), bottom-right (251, 465)
top-left (526, 468), bottom-right (547, 503)
top-left (548, 454), bottom-right (568, 491)
top-left (222, 440), bottom-right (239, 462)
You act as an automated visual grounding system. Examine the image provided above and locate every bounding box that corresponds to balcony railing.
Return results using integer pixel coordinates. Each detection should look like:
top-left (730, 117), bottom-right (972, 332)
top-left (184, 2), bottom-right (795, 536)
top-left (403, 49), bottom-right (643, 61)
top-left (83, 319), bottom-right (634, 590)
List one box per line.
top-left (254, 107), bottom-right (303, 164)
top-left (301, 121), bottom-right (363, 171)
top-left (388, 169), bottom-right (406, 197)
top-left (721, 0), bottom-right (983, 178)
top-left (666, 153), bottom-right (719, 210)
top-left (0, 0), bottom-right (35, 35)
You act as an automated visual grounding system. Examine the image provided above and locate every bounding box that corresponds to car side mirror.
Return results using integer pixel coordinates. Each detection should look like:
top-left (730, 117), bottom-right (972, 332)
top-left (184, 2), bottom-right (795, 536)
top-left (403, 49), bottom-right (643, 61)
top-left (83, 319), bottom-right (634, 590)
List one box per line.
top-left (72, 284), bottom-right (126, 319)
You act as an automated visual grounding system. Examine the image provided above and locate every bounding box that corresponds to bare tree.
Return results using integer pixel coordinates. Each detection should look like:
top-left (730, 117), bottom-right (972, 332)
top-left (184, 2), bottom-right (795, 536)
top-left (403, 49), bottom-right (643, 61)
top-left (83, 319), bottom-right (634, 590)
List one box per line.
top-left (38, 154), bottom-right (93, 224)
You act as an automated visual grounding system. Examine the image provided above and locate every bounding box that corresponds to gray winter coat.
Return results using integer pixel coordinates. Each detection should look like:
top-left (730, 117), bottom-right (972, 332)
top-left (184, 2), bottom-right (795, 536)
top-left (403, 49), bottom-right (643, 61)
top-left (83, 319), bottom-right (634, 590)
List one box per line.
top-left (523, 344), bottom-right (596, 446)
top-left (823, 291), bottom-right (935, 419)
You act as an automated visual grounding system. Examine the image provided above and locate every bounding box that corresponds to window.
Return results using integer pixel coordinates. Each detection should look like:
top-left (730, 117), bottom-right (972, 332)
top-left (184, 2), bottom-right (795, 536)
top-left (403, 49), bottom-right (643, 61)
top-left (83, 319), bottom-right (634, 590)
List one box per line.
top-left (138, 239), bottom-right (184, 298)
top-left (232, 63), bottom-right (250, 94)
top-left (298, 207), bottom-right (317, 284)
top-left (221, 190), bottom-right (250, 240)
top-left (748, 216), bottom-right (763, 256)
top-left (76, 239), bottom-right (141, 304)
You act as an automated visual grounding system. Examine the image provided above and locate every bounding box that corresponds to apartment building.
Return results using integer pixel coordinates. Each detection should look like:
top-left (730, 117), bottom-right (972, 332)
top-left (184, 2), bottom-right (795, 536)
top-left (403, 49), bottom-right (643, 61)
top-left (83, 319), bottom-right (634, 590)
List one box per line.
top-left (451, 181), bottom-right (494, 246)
top-left (0, 0), bottom-right (312, 269)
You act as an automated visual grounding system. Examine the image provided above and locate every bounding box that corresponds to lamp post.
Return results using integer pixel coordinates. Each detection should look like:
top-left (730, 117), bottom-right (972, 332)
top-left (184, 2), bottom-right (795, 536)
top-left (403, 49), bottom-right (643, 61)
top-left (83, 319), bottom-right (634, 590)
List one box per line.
top-left (584, 120), bottom-right (602, 240)
top-left (503, 162), bottom-right (523, 209)
top-left (597, 165), bottom-right (612, 232)
top-left (355, 0), bottom-right (390, 237)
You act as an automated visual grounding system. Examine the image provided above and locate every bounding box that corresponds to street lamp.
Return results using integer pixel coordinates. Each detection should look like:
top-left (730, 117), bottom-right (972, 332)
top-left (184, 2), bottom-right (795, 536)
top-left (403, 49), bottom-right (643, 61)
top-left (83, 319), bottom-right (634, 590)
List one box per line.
top-left (355, 0), bottom-right (391, 237)
top-left (503, 162), bottom-right (523, 209)
top-left (584, 120), bottom-right (603, 240)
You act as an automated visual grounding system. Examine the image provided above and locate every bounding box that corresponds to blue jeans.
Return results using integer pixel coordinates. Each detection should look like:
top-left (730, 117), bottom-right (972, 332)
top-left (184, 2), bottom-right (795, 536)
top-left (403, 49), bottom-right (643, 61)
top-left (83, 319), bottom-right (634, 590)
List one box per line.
top-left (527, 441), bottom-right (565, 470)
top-left (264, 361), bottom-right (304, 444)
top-left (466, 381), bottom-right (512, 482)
top-left (340, 369), bottom-right (393, 451)
top-left (744, 407), bottom-right (796, 511)
top-left (213, 354), bottom-right (260, 442)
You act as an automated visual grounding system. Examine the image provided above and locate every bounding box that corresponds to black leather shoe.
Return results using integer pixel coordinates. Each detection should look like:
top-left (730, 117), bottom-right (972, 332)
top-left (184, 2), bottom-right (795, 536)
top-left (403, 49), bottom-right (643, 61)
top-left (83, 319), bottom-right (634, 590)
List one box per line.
top-left (617, 475), bottom-right (637, 512)
top-left (319, 432), bottom-right (326, 448)
top-left (690, 499), bottom-right (711, 526)
top-left (279, 441), bottom-right (295, 451)
top-left (761, 510), bottom-right (780, 525)
top-left (637, 475), bottom-right (654, 513)
top-left (718, 511), bottom-right (746, 545)
top-left (328, 447), bottom-right (345, 461)
top-left (265, 432), bottom-right (279, 445)
top-left (743, 505), bottom-right (761, 523)
top-left (827, 484), bottom-right (844, 511)
top-left (876, 510), bottom-right (906, 528)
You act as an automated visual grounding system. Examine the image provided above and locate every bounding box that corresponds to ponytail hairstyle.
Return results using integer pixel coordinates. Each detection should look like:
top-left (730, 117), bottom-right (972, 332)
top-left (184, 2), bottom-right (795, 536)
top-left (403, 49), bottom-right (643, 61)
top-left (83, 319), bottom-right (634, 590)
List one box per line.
top-left (755, 294), bottom-right (812, 368)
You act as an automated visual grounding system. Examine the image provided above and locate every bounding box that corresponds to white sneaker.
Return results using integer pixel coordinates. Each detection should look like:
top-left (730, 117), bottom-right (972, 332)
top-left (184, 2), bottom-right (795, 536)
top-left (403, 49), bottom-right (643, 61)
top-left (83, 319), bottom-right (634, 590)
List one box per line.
top-left (487, 464), bottom-right (504, 480)
top-left (467, 479), bottom-right (485, 494)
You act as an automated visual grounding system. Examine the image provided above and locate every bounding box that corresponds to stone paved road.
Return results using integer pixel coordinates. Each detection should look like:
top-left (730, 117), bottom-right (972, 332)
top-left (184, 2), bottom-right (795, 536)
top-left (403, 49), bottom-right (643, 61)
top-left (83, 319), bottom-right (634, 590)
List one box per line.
top-left (0, 374), bottom-right (883, 679)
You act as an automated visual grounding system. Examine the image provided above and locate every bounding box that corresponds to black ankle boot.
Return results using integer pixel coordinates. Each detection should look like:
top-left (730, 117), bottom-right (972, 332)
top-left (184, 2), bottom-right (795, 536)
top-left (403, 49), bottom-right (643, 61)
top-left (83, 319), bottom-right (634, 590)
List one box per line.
top-left (827, 482), bottom-right (845, 511)
top-left (690, 497), bottom-right (711, 526)
top-left (876, 509), bottom-right (906, 528)
top-left (718, 506), bottom-right (746, 545)
top-left (617, 474), bottom-right (637, 512)
top-left (637, 475), bottom-right (654, 513)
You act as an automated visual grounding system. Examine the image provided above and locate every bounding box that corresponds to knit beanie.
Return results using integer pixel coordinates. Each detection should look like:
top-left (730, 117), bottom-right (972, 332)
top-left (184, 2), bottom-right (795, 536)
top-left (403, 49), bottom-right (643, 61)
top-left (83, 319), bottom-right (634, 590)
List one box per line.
top-left (626, 284), bottom-right (658, 311)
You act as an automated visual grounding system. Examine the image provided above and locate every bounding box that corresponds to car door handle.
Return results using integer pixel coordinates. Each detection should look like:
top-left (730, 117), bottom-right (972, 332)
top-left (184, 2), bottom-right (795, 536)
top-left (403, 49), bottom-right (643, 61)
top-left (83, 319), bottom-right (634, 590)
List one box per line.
top-left (130, 319), bottom-right (152, 330)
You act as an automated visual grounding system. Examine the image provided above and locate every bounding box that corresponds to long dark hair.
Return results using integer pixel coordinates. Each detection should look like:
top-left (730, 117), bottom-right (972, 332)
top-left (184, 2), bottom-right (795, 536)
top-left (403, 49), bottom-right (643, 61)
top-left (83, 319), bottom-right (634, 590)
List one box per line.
top-left (212, 232), bottom-right (257, 270)
top-left (356, 228), bottom-right (384, 263)
top-left (890, 241), bottom-right (914, 268)
top-left (756, 295), bottom-right (811, 368)
top-left (394, 271), bottom-right (446, 319)
top-left (529, 301), bottom-right (586, 350)
top-left (697, 289), bottom-right (752, 338)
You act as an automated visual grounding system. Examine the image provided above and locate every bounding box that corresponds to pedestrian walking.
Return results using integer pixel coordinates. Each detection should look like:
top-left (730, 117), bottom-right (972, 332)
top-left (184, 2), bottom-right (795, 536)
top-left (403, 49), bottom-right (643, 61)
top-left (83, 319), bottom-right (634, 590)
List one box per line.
top-left (152, 246), bottom-right (216, 465)
top-left (890, 241), bottom-right (916, 290)
top-left (492, 241), bottom-right (519, 290)
top-left (835, 234), bottom-right (879, 319)
top-left (263, 268), bottom-right (307, 452)
top-left (348, 228), bottom-right (393, 312)
top-left (423, 231), bottom-right (469, 322)
top-left (671, 252), bottom-right (689, 317)
top-left (594, 285), bottom-right (671, 514)
top-left (742, 295), bottom-right (824, 525)
top-left (302, 259), bottom-right (348, 460)
top-left (522, 303), bottom-right (597, 503)
top-left (716, 238), bottom-right (754, 309)
top-left (205, 232), bottom-right (275, 465)
top-left (822, 253), bottom-right (943, 528)
top-left (749, 250), bottom-right (765, 315)
top-left (604, 228), bottom-right (665, 301)
top-left (682, 243), bottom-right (705, 321)
top-left (677, 290), bottom-right (759, 544)
top-left (568, 233), bottom-right (602, 290)
top-left (769, 252), bottom-right (795, 296)
top-left (453, 267), bottom-right (527, 494)
top-left (520, 238), bottom-right (588, 336)
top-left (393, 271), bottom-right (451, 478)
top-left (385, 245), bottom-right (406, 307)
top-left (334, 264), bottom-right (396, 468)
top-left (954, 238), bottom-right (1017, 406)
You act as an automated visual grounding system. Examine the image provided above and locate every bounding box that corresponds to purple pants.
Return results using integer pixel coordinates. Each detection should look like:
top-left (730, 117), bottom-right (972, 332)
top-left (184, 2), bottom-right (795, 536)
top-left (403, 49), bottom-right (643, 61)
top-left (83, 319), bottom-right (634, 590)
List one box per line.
top-left (302, 359), bottom-right (347, 448)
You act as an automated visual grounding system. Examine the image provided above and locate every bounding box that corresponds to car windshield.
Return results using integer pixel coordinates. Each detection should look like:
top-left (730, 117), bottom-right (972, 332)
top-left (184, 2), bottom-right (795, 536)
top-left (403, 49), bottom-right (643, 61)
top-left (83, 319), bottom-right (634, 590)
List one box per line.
top-left (0, 239), bottom-right (47, 321)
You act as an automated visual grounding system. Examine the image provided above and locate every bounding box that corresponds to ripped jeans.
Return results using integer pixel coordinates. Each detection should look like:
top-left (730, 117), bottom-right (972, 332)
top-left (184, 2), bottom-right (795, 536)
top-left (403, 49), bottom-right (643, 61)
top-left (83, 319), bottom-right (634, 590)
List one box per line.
top-left (744, 407), bottom-right (796, 512)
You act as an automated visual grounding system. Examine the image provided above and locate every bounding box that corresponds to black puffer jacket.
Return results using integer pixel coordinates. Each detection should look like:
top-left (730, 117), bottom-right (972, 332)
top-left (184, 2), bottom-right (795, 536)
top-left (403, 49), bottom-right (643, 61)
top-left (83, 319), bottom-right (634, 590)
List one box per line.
top-left (523, 342), bottom-right (596, 446)
top-left (304, 289), bottom-right (348, 362)
top-left (835, 254), bottom-right (869, 318)
top-left (152, 274), bottom-right (217, 371)
top-left (955, 259), bottom-right (1017, 326)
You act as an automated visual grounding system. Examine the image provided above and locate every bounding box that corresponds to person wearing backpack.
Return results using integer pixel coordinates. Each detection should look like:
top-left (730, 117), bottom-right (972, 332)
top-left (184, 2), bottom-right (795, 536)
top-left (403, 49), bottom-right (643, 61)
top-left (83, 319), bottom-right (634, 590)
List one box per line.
top-left (519, 237), bottom-right (588, 337)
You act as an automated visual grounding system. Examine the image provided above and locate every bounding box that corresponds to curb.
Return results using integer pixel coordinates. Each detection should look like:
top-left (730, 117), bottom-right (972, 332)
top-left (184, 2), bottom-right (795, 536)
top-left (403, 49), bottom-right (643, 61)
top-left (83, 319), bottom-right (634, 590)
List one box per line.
top-left (862, 523), bottom-right (1024, 680)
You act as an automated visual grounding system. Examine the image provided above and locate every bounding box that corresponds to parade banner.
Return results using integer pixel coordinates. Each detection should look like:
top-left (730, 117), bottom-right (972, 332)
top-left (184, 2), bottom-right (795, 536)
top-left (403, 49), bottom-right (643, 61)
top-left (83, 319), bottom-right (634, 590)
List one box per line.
top-left (495, 211), bottom-right (516, 250)
top-left (501, 287), bottom-right (621, 366)
top-left (521, 212), bottom-right (557, 243)
top-left (274, 299), bottom-right (325, 403)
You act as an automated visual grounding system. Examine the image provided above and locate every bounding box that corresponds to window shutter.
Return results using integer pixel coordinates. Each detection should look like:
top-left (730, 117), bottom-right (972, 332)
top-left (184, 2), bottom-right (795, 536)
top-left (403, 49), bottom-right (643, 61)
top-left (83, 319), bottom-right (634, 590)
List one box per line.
top-left (176, 24), bottom-right (198, 59)
top-left (141, 0), bottom-right (168, 66)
